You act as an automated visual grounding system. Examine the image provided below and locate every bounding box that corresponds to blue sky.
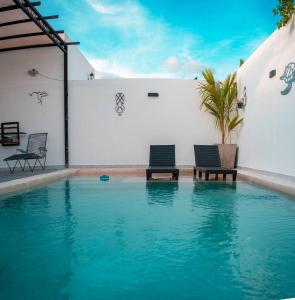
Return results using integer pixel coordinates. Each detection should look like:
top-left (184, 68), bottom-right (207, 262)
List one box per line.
top-left (40, 0), bottom-right (279, 79)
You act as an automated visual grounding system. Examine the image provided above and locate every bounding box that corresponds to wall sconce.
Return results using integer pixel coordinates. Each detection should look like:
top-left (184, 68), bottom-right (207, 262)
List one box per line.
top-left (88, 72), bottom-right (95, 80)
top-left (237, 86), bottom-right (247, 109)
top-left (28, 68), bottom-right (62, 81)
top-left (28, 68), bottom-right (39, 77)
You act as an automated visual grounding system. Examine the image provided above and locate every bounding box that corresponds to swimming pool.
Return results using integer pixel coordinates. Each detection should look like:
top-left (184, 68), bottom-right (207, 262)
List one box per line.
top-left (0, 177), bottom-right (295, 299)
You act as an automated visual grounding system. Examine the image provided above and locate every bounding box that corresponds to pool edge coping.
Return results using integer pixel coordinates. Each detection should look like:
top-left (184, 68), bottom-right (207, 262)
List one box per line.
top-left (1, 167), bottom-right (295, 198)
top-left (238, 169), bottom-right (295, 197)
top-left (0, 169), bottom-right (79, 196)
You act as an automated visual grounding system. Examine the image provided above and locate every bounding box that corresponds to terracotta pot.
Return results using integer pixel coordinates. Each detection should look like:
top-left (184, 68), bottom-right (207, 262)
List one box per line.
top-left (218, 144), bottom-right (237, 169)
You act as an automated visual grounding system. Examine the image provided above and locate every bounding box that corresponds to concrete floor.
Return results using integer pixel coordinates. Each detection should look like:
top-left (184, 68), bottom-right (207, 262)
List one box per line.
top-left (0, 166), bottom-right (65, 183)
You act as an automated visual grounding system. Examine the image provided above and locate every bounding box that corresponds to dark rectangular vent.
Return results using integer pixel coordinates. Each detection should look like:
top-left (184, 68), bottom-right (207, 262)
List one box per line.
top-left (148, 92), bottom-right (159, 97)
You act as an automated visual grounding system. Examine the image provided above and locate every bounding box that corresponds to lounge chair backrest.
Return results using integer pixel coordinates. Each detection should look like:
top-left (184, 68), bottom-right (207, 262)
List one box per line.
top-left (194, 145), bottom-right (221, 167)
top-left (26, 133), bottom-right (48, 157)
top-left (149, 145), bottom-right (175, 167)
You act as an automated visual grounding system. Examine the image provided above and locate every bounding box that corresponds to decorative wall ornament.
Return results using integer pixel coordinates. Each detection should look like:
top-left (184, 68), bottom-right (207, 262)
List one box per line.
top-left (29, 91), bottom-right (48, 105)
top-left (115, 92), bottom-right (125, 116)
top-left (269, 69), bottom-right (276, 78)
top-left (280, 62), bottom-right (295, 95)
top-left (88, 72), bottom-right (95, 80)
top-left (237, 86), bottom-right (247, 109)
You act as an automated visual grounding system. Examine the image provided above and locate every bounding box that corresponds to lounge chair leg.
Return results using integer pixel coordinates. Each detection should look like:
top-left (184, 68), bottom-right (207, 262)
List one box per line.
top-left (205, 172), bottom-right (209, 181)
top-left (6, 160), bottom-right (18, 173)
top-left (32, 159), bottom-right (38, 172)
top-left (37, 159), bottom-right (46, 170)
top-left (27, 160), bottom-right (32, 172)
top-left (193, 167), bottom-right (196, 179)
top-left (215, 174), bottom-right (218, 180)
top-left (233, 173), bottom-right (237, 181)
top-left (198, 171), bottom-right (202, 179)
top-left (174, 172), bottom-right (179, 180)
top-left (146, 171), bottom-right (152, 181)
top-left (18, 160), bottom-right (25, 171)
top-left (223, 173), bottom-right (226, 181)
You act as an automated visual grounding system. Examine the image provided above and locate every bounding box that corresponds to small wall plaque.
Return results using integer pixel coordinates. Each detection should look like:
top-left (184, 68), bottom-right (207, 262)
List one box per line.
top-left (269, 70), bottom-right (276, 78)
top-left (148, 93), bottom-right (159, 97)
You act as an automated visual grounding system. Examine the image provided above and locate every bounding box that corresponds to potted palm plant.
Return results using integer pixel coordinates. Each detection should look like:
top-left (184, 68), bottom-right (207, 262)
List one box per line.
top-left (198, 69), bottom-right (243, 168)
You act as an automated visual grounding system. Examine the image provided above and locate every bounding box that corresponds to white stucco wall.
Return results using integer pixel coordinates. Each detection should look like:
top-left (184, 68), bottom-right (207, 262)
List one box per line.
top-left (0, 45), bottom-right (94, 168)
top-left (237, 19), bottom-right (295, 176)
top-left (69, 79), bottom-right (220, 166)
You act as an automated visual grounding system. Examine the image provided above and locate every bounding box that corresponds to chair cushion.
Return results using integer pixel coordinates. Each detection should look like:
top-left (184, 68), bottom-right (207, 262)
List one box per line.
top-left (4, 153), bottom-right (42, 161)
top-left (197, 166), bottom-right (237, 174)
top-left (147, 167), bottom-right (179, 173)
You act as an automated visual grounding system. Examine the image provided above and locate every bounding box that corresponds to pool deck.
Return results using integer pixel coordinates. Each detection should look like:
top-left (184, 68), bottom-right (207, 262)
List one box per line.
top-left (238, 168), bottom-right (295, 197)
top-left (0, 168), bottom-right (78, 195)
top-left (0, 167), bottom-right (67, 183)
top-left (0, 166), bottom-right (295, 197)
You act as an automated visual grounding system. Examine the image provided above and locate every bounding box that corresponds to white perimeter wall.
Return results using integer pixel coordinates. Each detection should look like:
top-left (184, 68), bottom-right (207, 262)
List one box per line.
top-left (69, 79), bottom-right (220, 166)
top-left (237, 19), bottom-right (295, 176)
top-left (0, 46), bottom-right (94, 168)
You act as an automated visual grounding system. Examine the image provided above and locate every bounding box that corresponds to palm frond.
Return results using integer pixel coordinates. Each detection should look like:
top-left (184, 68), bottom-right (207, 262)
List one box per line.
top-left (198, 68), bottom-right (242, 144)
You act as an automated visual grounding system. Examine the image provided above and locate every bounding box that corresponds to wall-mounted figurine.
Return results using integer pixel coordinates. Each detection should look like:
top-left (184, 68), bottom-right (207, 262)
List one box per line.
top-left (29, 91), bottom-right (48, 105)
top-left (237, 86), bottom-right (247, 109)
top-left (115, 92), bottom-right (125, 116)
top-left (280, 62), bottom-right (295, 95)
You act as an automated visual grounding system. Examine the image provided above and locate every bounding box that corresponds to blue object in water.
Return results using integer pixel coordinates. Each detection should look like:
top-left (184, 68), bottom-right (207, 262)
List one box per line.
top-left (100, 174), bottom-right (110, 181)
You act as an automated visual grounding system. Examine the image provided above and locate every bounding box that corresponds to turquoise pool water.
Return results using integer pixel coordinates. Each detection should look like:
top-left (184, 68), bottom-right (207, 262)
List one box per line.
top-left (1, 178), bottom-right (295, 300)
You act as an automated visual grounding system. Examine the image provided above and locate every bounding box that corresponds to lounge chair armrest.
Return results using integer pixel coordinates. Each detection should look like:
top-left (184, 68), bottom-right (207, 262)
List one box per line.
top-left (16, 149), bottom-right (27, 154)
top-left (39, 147), bottom-right (47, 157)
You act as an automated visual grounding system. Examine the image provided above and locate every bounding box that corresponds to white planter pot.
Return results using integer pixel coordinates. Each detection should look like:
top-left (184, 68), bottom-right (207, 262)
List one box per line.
top-left (218, 144), bottom-right (237, 169)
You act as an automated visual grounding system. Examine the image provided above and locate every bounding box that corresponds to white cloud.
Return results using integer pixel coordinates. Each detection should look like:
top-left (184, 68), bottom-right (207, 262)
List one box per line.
top-left (86, 0), bottom-right (119, 14)
top-left (84, 0), bottom-right (202, 79)
top-left (163, 57), bottom-right (181, 73)
top-left (89, 58), bottom-right (173, 79)
top-left (162, 56), bottom-right (202, 78)
top-left (83, 0), bottom-right (268, 80)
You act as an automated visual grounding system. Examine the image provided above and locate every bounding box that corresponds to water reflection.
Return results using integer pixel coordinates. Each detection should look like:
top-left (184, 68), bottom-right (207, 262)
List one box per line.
top-left (0, 187), bottom-right (50, 211)
top-left (146, 181), bottom-right (179, 206)
top-left (190, 182), bottom-right (240, 291)
top-left (59, 180), bottom-right (76, 298)
top-left (192, 182), bottom-right (238, 248)
top-left (63, 180), bottom-right (76, 257)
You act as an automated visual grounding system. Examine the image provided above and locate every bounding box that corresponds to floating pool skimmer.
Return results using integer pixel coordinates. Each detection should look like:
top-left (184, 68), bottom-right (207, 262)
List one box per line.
top-left (100, 175), bottom-right (110, 181)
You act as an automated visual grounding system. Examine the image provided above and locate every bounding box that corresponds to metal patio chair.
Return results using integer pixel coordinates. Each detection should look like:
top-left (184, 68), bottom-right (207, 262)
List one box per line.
top-left (4, 133), bottom-right (48, 173)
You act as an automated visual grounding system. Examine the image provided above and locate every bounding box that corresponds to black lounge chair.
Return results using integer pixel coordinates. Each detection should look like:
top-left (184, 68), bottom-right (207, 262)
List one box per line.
top-left (146, 145), bottom-right (179, 180)
top-left (4, 133), bottom-right (48, 173)
top-left (193, 145), bottom-right (237, 181)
